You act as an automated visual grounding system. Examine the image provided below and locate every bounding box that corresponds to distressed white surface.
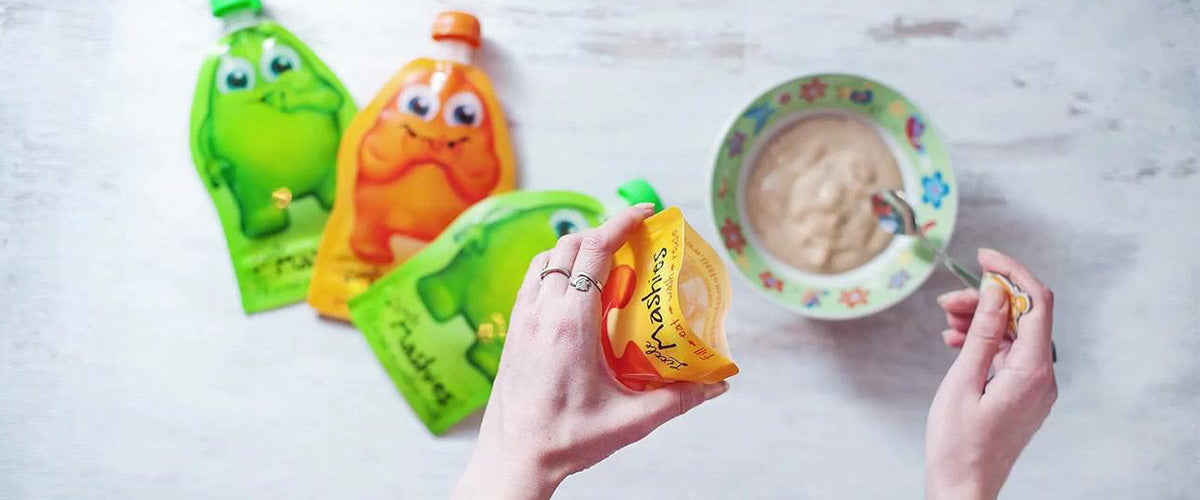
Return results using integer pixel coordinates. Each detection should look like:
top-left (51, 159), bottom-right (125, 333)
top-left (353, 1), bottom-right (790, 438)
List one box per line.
top-left (1, 0), bottom-right (1198, 498)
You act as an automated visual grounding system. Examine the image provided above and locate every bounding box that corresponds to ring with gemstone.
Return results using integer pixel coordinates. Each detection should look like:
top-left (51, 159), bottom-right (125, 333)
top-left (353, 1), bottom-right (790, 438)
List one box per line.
top-left (570, 273), bottom-right (603, 293)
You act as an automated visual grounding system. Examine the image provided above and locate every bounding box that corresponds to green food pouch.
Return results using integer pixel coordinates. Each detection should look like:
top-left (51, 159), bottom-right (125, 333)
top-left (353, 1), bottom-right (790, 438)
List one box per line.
top-left (349, 180), bottom-right (662, 434)
top-left (189, 0), bottom-right (357, 313)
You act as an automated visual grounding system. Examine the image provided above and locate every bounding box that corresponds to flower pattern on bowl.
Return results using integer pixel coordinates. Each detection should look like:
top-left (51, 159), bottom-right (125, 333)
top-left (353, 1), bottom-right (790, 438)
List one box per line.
top-left (801, 289), bottom-right (826, 308)
top-left (922, 171), bottom-right (950, 209)
top-left (726, 131), bottom-right (747, 158)
top-left (800, 77), bottom-right (827, 103)
top-left (840, 288), bottom-right (870, 308)
top-left (759, 271), bottom-right (784, 292)
top-left (720, 218), bottom-right (746, 255)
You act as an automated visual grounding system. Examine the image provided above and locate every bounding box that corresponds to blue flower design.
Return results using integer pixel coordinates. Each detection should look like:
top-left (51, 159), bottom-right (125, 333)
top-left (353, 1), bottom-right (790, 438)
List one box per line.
top-left (922, 172), bottom-right (950, 209)
top-left (742, 101), bottom-right (775, 134)
top-left (888, 269), bottom-right (911, 290)
top-left (727, 131), bottom-right (747, 158)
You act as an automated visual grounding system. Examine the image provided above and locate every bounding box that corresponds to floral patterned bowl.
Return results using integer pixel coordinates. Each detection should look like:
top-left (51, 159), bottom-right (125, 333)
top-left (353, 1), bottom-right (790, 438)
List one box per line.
top-left (709, 73), bottom-right (957, 319)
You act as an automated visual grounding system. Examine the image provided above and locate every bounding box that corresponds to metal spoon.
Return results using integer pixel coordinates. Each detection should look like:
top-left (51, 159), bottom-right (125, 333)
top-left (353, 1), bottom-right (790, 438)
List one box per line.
top-left (870, 188), bottom-right (1057, 362)
top-left (870, 189), bottom-right (980, 288)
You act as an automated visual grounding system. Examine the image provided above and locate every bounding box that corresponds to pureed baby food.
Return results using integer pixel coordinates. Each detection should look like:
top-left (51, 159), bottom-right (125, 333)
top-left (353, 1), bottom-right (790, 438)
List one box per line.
top-left (309, 11), bottom-right (516, 319)
top-left (602, 208), bottom-right (738, 391)
top-left (745, 113), bottom-right (902, 274)
top-left (189, 0), bottom-right (357, 313)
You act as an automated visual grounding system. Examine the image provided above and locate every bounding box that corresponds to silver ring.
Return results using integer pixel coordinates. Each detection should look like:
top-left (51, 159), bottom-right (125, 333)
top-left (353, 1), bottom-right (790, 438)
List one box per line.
top-left (570, 273), bottom-right (603, 293)
top-left (540, 266), bottom-right (571, 280)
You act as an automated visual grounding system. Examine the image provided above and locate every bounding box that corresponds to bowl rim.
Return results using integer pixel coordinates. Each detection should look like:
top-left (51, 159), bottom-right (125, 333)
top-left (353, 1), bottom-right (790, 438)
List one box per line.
top-left (705, 72), bottom-right (959, 320)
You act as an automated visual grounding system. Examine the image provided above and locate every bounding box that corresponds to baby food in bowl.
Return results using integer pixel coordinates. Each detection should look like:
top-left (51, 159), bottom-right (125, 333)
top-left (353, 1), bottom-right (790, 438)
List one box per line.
top-left (710, 74), bottom-right (958, 319)
top-left (745, 113), bottom-right (903, 275)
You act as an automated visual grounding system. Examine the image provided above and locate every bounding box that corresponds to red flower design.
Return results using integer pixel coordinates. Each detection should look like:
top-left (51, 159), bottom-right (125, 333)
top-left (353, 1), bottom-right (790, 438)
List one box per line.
top-left (778, 92), bottom-right (792, 104)
top-left (839, 287), bottom-right (869, 308)
top-left (720, 218), bottom-right (745, 254)
top-left (759, 271), bottom-right (783, 292)
top-left (800, 77), bottom-right (827, 103)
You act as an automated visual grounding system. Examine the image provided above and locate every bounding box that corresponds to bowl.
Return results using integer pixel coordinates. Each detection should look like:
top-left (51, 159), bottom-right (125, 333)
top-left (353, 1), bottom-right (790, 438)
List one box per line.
top-left (708, 73), bottom-right (957, 319)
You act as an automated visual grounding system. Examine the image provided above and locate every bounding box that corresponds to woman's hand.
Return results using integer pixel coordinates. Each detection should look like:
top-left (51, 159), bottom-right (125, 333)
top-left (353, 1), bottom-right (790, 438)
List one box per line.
top-left (453, 204), bottom-right (728, 500)
top-left (926, 249), bottom-right (1058, 500)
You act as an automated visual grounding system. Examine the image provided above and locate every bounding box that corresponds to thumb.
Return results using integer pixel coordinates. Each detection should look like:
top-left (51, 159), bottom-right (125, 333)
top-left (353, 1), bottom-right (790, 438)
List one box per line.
top-left (947, 278), bottom-right (1008, 395)
top-left (637, 381), bottom-right (729, 426)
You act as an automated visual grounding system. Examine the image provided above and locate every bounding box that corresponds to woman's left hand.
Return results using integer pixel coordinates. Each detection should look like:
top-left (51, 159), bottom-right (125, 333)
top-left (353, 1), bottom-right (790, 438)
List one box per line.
top-left (453, 204), bottom-right (728, 500)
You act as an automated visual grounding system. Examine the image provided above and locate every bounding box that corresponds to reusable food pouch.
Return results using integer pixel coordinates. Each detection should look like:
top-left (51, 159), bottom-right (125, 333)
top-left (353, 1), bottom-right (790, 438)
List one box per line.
top-left (349, 182), bottom-right (661, 434)
top-left (601, 207), bottom-right (738, 391)
top-left (189, 0), bottom-right (356, 313)
top-left (310, 11), bottom-right (516, 320)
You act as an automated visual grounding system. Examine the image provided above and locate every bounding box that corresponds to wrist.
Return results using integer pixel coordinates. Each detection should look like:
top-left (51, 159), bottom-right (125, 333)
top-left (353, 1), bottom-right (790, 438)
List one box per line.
top-left (454, 442), bottom-right (563, 500)
top-left (926, 473), bottom-right (997, 500)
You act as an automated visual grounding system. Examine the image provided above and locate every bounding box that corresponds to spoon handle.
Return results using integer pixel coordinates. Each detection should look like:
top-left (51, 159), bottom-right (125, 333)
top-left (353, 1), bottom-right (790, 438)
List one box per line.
top-left (943, 258), bottom-right (982, 289)
top-left (915, 235), bottom-right (981, 288)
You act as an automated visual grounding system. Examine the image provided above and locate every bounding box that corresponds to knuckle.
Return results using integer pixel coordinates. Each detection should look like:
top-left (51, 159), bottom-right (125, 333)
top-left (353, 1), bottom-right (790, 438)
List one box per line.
top-left (1047, 379), bottom-right (1059, 404)
top-left (549, 313), bottom-right (577, 337)
top-left (676, 387), bottom-right (700, 416)
top-left (1029, 367), bottom-right (1053, 386)
top-left (527, 251), bottom-right (550, 271)
top-left (522, 311), bottom-right (542, 333)
top-left (970, 322), bottom-right (1004, 341)
top-left (555, 233), bottom-right (582, 249)
top-left (580, 232), bottom-right (608, 254)
top-left (1040, 286), bottom-right (1055, 308)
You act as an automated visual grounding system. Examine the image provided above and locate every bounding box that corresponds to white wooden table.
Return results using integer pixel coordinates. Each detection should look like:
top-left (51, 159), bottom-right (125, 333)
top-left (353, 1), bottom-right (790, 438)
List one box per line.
top-left (2, 0), bottom-right (1197, 498)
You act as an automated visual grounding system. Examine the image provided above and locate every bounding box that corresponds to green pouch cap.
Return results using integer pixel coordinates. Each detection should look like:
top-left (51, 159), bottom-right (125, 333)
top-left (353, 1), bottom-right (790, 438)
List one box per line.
top-left (617, 178), bottom-right (662, 212)
top-left (211, 0), bottom-right (262, 17)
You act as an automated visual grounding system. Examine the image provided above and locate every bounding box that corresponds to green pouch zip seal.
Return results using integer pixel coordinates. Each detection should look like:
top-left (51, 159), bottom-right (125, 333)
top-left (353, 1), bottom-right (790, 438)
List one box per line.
top-left (189, 0), bottom-right (356, 312)
top-left (350, 181), bottom-right (660, 433)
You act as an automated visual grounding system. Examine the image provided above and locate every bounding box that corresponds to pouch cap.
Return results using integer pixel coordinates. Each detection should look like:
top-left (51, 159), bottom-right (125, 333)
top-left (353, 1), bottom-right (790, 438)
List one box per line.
top-left (432, 11), bottom-right (481, 48)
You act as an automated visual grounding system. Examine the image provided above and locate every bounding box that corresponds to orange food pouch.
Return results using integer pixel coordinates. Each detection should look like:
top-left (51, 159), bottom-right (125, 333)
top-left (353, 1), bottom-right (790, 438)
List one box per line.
top-left (601, 207), bottom-right (738, 390)
top-left (309, 11), bottom-right (515, 319)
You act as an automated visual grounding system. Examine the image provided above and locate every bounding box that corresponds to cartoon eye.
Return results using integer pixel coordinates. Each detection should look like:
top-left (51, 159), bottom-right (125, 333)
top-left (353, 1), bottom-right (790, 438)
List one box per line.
top-left (549, 209), bottom-right (590, 238)
top-left (443, 91), bottom-right (484, 127)
top-left (396, 84), bottom-right (439, 121)
top-left (260, 41), bottom-right (302, 82)
top-left (216, 56), bottom-right (255, 93)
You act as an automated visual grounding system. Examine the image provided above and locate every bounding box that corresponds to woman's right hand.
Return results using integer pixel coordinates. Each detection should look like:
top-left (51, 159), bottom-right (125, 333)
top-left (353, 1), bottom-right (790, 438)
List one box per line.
top-left (926, 249), bottom-right (1059, 500)
top-left (452, 205), bottom-right (727, 500)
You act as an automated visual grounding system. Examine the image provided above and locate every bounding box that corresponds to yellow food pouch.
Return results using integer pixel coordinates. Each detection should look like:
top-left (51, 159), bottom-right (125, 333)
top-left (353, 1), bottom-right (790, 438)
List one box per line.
top-left (600, 207), bottom-right (738, 390)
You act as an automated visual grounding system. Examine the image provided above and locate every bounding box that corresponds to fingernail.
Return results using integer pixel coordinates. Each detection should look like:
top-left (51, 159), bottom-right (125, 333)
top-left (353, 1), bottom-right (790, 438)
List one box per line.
top-left (633, 202), bottom-right (655, 213)
top-left (936, 292), bottom-right (952, 306)
top-left (980, 277), bottom-right (1008, 312)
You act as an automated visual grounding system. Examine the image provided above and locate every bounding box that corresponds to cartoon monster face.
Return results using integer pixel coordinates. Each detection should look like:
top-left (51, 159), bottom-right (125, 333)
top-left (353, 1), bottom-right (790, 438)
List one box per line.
top-left (200, 26), bottom-right (347, 238)
top-left (357, 65), bottom-right (501, 202)
top-left (213, 33), bottom-right (324, 111)
top-left (207, 28), bottom-right (344, 195)
top-left (416, 203), bottom-right (600, 380)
